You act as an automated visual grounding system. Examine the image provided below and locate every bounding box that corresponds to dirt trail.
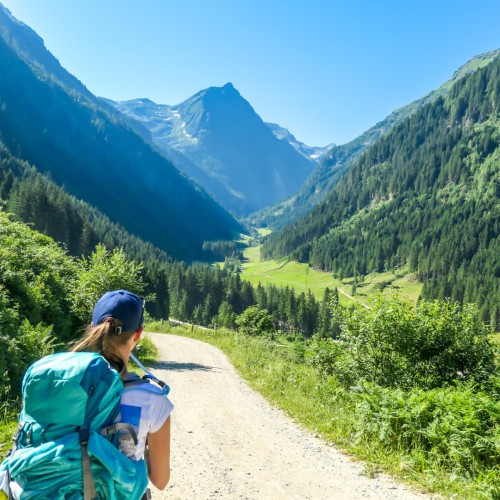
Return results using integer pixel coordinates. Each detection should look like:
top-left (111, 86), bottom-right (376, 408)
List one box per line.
top-left (147, 333), bottom-right (425, 500)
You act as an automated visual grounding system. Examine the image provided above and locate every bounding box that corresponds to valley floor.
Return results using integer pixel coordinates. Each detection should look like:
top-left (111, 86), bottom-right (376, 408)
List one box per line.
top-left (240, 242), bottom-right (423, 305)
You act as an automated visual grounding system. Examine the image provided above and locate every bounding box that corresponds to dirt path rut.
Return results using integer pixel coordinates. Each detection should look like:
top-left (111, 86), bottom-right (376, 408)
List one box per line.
top-left (147, 333), bottom-right (424, 500)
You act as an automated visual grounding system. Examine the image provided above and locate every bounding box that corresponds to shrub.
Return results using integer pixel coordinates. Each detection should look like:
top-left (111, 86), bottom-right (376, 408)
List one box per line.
top-left (0, 212), bottom-right (76, 395)
top-left (17, 320), bottom-right (58, 366)
top-left (354, 381), bottom-right (500, 481)
top-left (69, 244), bottom-right (145, 328)
top-left (0, 214), bottom-right (148, 399)
top-left (236, 306), bottom-right (274, 336)
top-left (0, 320), bottom-right (57, 397)
top-left (0, 211), bottom-right (77, 340)
top-left (305, 335), bottom-right (343, 376)
top-left (333, 294), bottom-right (496, 390)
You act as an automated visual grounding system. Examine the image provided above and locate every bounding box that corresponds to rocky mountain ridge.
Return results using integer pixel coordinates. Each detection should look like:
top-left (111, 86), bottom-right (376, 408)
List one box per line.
top-left (109, 83), bottom-right (316, 215)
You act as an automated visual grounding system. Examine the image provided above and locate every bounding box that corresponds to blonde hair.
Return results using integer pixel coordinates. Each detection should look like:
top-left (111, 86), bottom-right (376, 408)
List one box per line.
top-left (70, 318), bottom-right (136, 377)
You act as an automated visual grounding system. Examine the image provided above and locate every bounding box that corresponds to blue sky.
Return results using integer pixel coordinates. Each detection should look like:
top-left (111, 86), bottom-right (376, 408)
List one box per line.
top-left (1, 0), bottom-right (499, 146)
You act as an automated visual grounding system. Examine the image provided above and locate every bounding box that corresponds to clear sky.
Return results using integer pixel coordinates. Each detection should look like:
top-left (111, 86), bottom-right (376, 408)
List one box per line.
top-left (1, 0), bottom-right (499, 146)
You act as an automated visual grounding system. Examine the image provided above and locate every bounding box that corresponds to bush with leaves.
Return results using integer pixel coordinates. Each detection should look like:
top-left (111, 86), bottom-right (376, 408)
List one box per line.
top-left (17, 320), bottom-right (58, 365)
top-left (354, 381), bottom-right (500, 486)
top-left (0, 211), bottom-right (77, 340)
top-left (332, 294), bottom-right (496, 390)
top-left (69, 244), bottom-right (145, 328)
top-left (305, 335), bottom-right (343, 376)
top-left (0, 317), bottom-right (48, 399)
top-left (0, 214), bottom-right (148, 399)
top-left (1, 320), bottom-right (58, 393)
top-left (236, 306), bottom-right (274, 336)
top-left (0, 212), bottom-right (75, 393)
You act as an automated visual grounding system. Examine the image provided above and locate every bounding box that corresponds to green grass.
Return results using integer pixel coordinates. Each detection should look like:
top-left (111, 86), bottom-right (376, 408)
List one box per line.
top-left (0, 398), bottom-right (20, 461)
top-left (128, 333), bottom-right (159, 375)
top-left (240, 240), bottom-right (422, 306)
top-left (0, 420), bottom-right (18, 461)
top-left (158, 323), bottom-right (496, 498)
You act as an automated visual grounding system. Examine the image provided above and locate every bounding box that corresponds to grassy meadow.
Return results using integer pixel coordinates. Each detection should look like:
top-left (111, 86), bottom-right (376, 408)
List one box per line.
top-left (239, 233), bottom-right (423, 306)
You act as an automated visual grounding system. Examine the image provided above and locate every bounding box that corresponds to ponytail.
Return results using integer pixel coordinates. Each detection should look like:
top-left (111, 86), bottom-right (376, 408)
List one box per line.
top-left (70, 318), bottom-right (135, 377)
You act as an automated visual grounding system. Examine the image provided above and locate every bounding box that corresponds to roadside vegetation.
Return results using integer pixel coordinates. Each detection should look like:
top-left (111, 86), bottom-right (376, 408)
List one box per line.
top-left (1, 211), bottom-right (499, 497)
top-left (155, 295), bottom-right (500, 499)
top-left (0, 211), bottom-right (153, 460)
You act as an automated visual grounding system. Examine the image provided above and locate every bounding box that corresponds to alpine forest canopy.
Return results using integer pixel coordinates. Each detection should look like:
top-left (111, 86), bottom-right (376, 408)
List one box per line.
top-left (250, 49), bottom-right (500, 231)
top-left (0, 30), bottom-right (241, 260)
top-left (262, 56), bottom-right (500, 327)
top-left (0, 204), bottom-right (332, 399)
top-left (0, 137), bottom-right (172, 265)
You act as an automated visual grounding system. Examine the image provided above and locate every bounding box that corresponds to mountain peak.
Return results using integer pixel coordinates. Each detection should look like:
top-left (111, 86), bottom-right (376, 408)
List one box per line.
top-left (265, 122), bottom-right (333, 162)
top-left (110, 82), bottom-right (314, 214)
top-left (200, 82), bottom-right (242, 102)
top-left (124, 97), bottom-right (157, 106)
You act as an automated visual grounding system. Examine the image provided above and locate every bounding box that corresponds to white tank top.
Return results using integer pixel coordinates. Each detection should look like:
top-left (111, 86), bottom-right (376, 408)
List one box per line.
top-left (116, 376), bottom-right (174, 460)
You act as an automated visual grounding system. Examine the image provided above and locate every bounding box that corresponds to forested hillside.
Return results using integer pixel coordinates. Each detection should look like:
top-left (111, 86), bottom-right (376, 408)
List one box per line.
top-left (0, 201), bottom-right (336, 398)
top-left (0, 12), bottom-right (241, 260)
top-left (0, 134), bottom-right (329, 342)
top-left (262, 56), bottom-right (500, 326)
top-left (252, 49), bottom-right (500, 230)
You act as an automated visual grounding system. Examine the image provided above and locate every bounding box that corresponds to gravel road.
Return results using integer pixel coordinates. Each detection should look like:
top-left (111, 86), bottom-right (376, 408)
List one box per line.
top-left (147, 333), bottom-right (425, 500)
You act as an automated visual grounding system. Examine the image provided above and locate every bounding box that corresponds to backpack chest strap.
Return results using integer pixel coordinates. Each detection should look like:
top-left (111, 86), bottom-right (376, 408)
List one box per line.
top-left (99, 423), bottom-right (139, 446)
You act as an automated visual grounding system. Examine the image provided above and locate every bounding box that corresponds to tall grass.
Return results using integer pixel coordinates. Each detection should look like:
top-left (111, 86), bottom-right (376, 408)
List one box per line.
top-left (131, 333), bottom-right (158, 367)
top-left (0, 389), bottom-right (20, 461)
top-left (164, 322), bottom-right (500, 498)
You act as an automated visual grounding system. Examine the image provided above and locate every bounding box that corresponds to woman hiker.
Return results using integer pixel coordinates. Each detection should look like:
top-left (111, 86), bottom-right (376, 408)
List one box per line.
top-left (71, 289), bottom-right (173, 495)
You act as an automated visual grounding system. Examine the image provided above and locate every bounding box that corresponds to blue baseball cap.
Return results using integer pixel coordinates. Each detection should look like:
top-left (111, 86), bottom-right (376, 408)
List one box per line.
top-left (92, 290), bottom-right (144, 333)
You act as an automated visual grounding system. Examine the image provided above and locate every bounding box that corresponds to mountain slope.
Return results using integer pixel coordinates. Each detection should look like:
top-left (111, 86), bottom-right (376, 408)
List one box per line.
top-left (0, 5), bottom-right (241, 260)
top-left (265, 122), bottom-right (332, 161)
top-left (253, 49), bottom-right (500, 230)
top-left (262, 55), bottom-right (500, 324)
top-left (0, 5), bottom-right (95, 101)
top-left (110, 84), bottom-right (315, 215)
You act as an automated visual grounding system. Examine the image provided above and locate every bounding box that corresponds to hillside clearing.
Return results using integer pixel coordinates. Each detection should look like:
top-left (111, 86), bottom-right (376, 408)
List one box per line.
top-left (239, 239), bottom-right (422, 305)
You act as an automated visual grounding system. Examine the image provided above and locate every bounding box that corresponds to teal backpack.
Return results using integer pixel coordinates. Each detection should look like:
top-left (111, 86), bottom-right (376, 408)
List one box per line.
top-left (0, 352), bottom-right (149, 500)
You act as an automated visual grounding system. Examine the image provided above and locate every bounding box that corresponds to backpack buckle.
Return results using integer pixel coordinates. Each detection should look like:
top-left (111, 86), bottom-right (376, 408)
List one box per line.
top-left (12, 421), bottom-right (25, 444)
top-left (99, 424), bottom-right (117, 437)
top-left (79, 427), bottom-right (90, 445)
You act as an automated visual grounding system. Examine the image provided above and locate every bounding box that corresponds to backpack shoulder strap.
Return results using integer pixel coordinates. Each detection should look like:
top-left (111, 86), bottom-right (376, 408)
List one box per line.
top-left (123, 373), bottom-right (170, 395)
top-left (79, 428), bottom-right (97, 500)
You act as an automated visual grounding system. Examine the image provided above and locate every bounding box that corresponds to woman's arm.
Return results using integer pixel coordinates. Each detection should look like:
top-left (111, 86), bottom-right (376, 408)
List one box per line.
top-left (147, 416), bottom-right (171, 490)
